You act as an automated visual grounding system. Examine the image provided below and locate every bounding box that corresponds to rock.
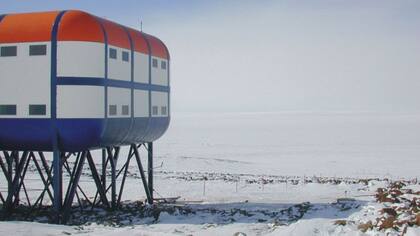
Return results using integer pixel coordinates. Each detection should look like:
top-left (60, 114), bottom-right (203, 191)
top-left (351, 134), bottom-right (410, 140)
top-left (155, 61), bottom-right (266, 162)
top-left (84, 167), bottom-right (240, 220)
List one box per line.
top-left (357, 221), bottom-right (373, 233)
top-left (389, 189), bottom-right (403, 197)
top-left (233, 232), bottom-right (247, 236)
top-left (380, 208), bottom-right (397, 217)
top-left (334, 220), bottom-right (347, 226)
top-left (390, 181), bottom-right (406, 189)
top-left (378, 216), bottom-right (396, 230)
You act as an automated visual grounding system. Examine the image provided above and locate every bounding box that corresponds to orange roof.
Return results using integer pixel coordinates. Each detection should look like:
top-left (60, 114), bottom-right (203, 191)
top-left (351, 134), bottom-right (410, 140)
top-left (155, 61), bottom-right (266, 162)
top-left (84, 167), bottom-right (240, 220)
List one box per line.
top-left (0, 10), bottom-right (169, 59)
top-left (126, 28), bottom-right (149, 54)
top-left (0, 11), bottom-right (60, 43)
top-left (58, 10), bottom-right (104, 43)
top-left (99, 18), bottom-right (130, 50)
top-left (145, 34), bottom-right (169, 60)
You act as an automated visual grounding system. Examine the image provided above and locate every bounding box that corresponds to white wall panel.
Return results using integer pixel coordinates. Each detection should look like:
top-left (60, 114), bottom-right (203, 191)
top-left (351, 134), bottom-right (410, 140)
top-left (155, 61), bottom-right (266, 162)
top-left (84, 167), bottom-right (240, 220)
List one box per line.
top-left (107, 87), bottom-right (131, 118)
top-left (108, 46), bottom-right (130, 81)
top-left (57, 85), bottom-right (104, 118)
top-left (134, 52), bottom-right (148, 84)
top-left (151, 57), bottom-right (168, 86)
top-left (57, 41), bottom-right (104, 78)
top-left (0, 42), bottom-right (51, 118)
top-left (134, 90), bottom-right (148, 117)
top-left (151, 91), bottom-right (168, 117)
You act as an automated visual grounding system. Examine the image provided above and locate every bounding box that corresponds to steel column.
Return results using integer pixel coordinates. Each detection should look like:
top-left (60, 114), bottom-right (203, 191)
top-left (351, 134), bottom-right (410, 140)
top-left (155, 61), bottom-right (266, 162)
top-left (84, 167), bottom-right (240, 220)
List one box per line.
top-left (87, 151), bottom-right (110, 208)
top-left (62, 151), bottom-right (87, 222)
top-left (147, 142), bottom-right (153, 201)
top-left (133, 144), bottom-right (152, 204)
top-left (52, 149), bottom-right (63, 214)
top-left (0, 143), bottom-right (160, 223)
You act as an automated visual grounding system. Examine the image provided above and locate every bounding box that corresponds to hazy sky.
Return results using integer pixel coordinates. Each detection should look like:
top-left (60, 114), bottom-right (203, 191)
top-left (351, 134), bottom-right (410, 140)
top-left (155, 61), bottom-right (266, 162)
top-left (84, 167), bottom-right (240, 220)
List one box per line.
top-left (2, 0), bottom-right (420, 112)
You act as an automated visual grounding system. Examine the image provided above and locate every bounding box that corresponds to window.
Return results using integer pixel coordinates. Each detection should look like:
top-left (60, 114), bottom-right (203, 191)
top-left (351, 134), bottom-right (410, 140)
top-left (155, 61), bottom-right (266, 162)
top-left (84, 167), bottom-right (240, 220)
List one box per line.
top-left (161, 106), bottom-right (167, 115)
top-left (0, 105), bottom-right (16, 115)
top-left (152, 58), bottom-right (158, 68)
top-left (152, 106), bottom-right (158, 115)
top-left (161, 61), bottom-right (167, 70)
top-left (29, 45), bottom-right (47, 56)
top-left (1, 46), bottom-right (17, 57)
top-left (29, 104), bottom-right (46, 115)
top-left (122, 51), bottom-right (129, 62)
top-left (109, 48), bottom-right (117, 59)
top-left (109, 105), bottom-right (117, 116)
top-left (122, 105), bottom-right (129, 115)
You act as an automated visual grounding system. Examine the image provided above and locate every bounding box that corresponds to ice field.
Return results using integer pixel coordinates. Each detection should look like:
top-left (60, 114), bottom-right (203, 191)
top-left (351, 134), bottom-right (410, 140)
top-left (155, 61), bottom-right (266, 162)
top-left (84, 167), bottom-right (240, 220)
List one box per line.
top-left (1, 112), bottom-right (420, 235)
top-left (158, 112), bottom-right (420, 178)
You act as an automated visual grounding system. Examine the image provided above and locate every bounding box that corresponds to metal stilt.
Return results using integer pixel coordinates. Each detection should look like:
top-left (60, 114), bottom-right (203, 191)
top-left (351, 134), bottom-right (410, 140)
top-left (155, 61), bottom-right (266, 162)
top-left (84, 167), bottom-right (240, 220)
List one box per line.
top-left (133, 144), bottom-right (152, 204)
top-left (52, 149), bottom-right (62, 220)
top-left (0, 142), bottom-right (157, 223)
top-left (147, 142), bottom-right (153, 201)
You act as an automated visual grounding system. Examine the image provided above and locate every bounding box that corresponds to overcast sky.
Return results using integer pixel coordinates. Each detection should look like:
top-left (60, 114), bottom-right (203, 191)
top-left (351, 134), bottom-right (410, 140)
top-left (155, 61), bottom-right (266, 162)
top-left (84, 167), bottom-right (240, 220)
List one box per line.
top-left (2, 0), bottom-right (420, 113)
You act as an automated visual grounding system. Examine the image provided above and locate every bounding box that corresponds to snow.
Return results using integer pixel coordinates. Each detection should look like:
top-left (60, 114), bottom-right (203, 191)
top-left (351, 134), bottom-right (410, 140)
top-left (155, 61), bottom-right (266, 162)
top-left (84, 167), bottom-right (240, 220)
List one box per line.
top-left (1, 112), bottom-right (420, 235)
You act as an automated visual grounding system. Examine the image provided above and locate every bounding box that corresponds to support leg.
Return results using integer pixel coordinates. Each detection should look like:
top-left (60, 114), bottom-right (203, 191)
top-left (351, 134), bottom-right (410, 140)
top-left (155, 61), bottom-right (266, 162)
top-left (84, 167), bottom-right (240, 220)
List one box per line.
top-left (108, 147), bottom-right (120, 209)
top-left (13, 151), bottom-right (20, 206)
top-left (147, 142), bottom-right (154, 202)
top-left (117, 145), bottom-right (134, 205)
top-left (52, 149), bottom-right (63, 216)
top-left (133, 144), bottom-right (152, 204)
top-left (5, 151), bottom-right (28, 210)
top-left (86, 151), bottom-right (110, 208)
top-left (101, 149), bottom-right (106, 187)
top-left (62, 151), bottom-right (87, 223)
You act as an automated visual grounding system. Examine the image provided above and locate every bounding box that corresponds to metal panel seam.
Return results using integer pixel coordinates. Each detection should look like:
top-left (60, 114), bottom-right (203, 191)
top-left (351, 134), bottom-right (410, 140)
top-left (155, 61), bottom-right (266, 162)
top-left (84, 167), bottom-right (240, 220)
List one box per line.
top-left (51, 10), bottom-right (67, 149)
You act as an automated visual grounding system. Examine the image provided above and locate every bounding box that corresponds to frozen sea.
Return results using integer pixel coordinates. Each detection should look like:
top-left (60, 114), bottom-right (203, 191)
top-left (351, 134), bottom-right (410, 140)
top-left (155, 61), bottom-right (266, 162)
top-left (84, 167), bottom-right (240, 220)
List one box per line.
top-left (155, 112), bottom-right (420, 179)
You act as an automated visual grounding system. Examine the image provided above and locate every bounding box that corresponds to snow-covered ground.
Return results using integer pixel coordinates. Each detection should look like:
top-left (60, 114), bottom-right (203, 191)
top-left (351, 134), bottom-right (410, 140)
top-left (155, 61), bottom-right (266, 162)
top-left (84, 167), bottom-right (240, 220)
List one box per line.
top-left (1, 112), bottom-right (420, 235)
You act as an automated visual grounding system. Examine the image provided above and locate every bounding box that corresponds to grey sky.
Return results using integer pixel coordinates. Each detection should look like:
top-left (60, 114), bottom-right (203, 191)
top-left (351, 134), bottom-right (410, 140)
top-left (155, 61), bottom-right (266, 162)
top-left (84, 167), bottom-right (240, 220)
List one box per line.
top-left (151, 1), bottom-right (420, 112)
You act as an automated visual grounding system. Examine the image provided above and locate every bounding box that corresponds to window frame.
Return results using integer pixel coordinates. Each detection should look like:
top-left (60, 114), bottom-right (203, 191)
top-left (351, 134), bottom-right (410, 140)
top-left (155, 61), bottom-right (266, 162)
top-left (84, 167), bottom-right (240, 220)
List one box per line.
top-left (29, 104), bottom-right (47, 116)
top-left (152, 106), bottom-right (158, 115)
top-left (161, 106), bottom-right (167, 115)
top-left (161, 61), bottom-right (167, 70)
top-left (109, 105), bottom-right (117, 116)
top-left (0, 105), bottom-right (17, 115)
top-left (121, 105), bottom-right (129, 115)
top-left (109, 48), bottom-right (117, 60)
top-left (152, 58), bottom-right (158, 68)
top-left (122, 51), bottom-right (129, 62)
top-left (29, 45), bottom-right (47, 56)
top-left (0, 46), bottom-right (17, 57)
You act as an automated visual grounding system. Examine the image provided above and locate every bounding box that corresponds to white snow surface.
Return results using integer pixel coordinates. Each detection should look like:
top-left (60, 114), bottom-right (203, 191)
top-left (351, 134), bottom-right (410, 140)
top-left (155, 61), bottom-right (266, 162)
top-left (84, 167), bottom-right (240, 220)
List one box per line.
top-left (1, 112), bottom-right (420, 235)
